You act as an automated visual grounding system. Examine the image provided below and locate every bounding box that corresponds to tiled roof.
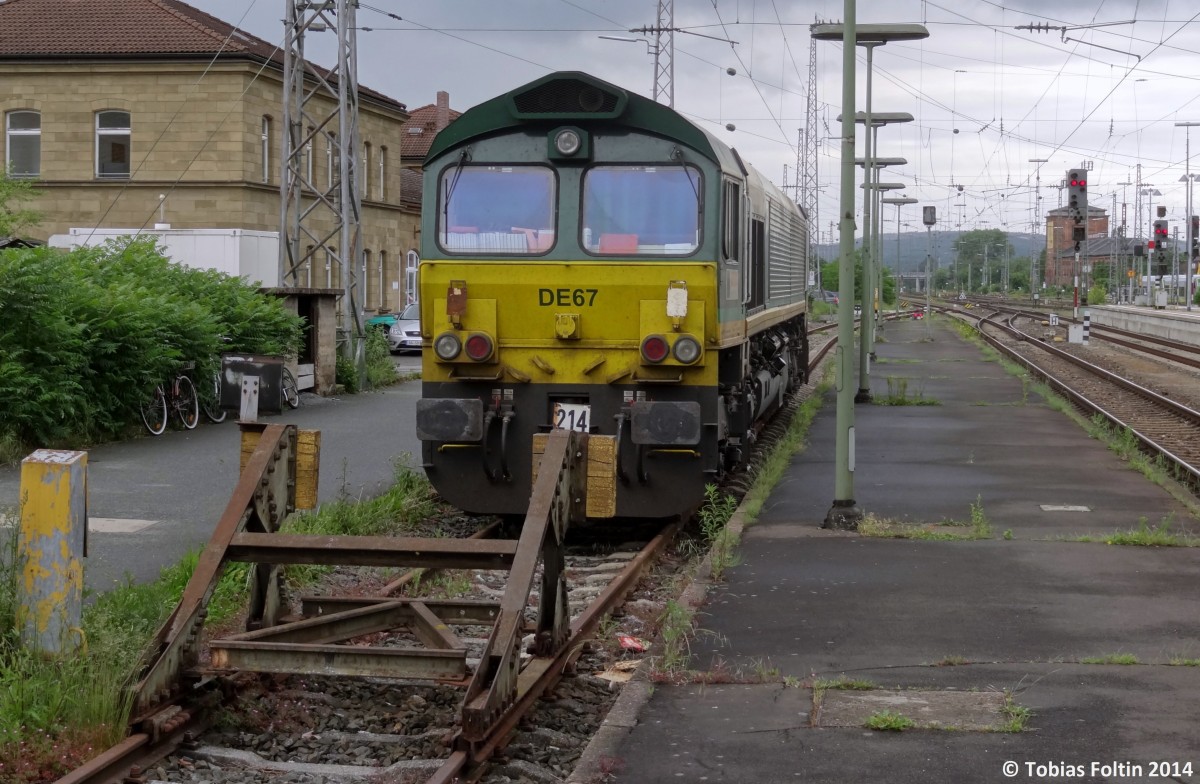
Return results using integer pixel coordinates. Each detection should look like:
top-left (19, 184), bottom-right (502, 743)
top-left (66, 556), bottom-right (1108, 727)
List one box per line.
top-left (399, 103), bottom-right (463, 162)
top-left (399, 168), bottom-right (422, 206)
top-left (0, 0), bottom-right (405, 112)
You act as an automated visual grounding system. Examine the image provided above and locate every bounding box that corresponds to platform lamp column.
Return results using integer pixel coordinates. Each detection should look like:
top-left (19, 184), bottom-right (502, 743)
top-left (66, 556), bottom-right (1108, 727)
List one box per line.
top-left (811, 13), bottom-right (858, 529)
top-left (884, 196), bottom-right (918, 314)
top-left (867, 183), bottom-right (906, 325)
top-left (1177, 122), bottom-right (1200, 311)
top-left (811, 20), bottom-right (928, 528)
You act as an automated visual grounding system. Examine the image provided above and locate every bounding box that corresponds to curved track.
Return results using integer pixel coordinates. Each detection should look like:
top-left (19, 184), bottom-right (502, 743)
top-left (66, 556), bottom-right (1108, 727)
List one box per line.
top-left (945, 306), bottom-right (1200, 491)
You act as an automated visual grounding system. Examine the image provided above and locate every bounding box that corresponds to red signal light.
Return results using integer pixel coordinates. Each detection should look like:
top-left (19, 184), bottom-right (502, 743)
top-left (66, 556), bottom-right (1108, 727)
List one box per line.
top-left (464, 333), bottom-right (494, 361)
top-left (1148, 241), bottom-right (1156, 249)
top-left (640, 335), bottom-right (669, 364)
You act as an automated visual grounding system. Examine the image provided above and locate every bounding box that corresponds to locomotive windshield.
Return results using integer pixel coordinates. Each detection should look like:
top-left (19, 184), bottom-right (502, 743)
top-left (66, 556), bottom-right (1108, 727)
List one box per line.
top-left (438, 165), bottom-right (556, 254)
top-left (582, 165), bottom-right (701, 256)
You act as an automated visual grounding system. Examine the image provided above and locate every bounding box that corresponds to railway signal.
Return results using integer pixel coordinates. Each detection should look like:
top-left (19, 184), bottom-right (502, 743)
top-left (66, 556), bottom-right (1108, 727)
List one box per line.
top-left (1067, 168), bottom-right (1088, 223)
top-left (1153, 219), bottom-right (1169, 252)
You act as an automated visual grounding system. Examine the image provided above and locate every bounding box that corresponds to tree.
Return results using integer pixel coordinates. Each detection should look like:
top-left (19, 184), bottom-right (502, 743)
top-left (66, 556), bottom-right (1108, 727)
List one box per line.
top-left (953, 229), bottom-right (1012, 292)
top-left (0, 172), bottom-right (41, 238)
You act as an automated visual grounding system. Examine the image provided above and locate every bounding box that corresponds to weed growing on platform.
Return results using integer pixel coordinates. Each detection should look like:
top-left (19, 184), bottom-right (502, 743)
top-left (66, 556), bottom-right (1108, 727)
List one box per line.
top-left (1080, 653), bottom-right (1139, 665)
top-left (814, 676), bottom-right (876, 691)
top-left (859, 505), bottom-right (991, 541)
top-left (999, 693), bottom-right (1032, 732)
top-left (1168, 657), bottom-right (1200, 666)
top-left (1071, 516), bottom-right (1200, 547)
top-left (656, 599), bottom-right (696, 673)
top-left (878, 376), bottom-right (940, 406)
top-left (698, 484), bottom-right (740, 580)
top-left (937, 655), bottom-right (970, 666)
top-left (865, 711), bottom-right (914, 731)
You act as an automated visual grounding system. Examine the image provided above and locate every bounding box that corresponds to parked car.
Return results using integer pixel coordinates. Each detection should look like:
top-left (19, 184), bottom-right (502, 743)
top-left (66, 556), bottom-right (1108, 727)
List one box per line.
top-left (366, 307), bottom-right (404, 333)
top-left (387, 302), bottom-right (422, 353)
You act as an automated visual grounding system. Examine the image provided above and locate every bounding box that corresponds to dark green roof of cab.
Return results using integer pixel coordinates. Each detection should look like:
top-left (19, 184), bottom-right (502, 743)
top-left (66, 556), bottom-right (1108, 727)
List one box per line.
top-left (424, 71), bottom-right (729, 168)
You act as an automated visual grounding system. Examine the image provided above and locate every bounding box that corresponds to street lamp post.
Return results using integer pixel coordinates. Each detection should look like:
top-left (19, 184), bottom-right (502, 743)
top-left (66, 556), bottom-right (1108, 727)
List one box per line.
top-left (866, 182), bottom-right (906, 316)
top-left (883, 196), bottom-right (918, 313)
top-left (834, 114), bottom-right (918, 398)
top-left (811, 20), bottom-right (928, 529)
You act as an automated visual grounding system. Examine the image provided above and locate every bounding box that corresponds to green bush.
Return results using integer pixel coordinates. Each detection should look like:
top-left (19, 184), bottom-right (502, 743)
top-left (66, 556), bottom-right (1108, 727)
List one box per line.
top-left (1086, 284), bottom-right (1108, 306)
top-left (364, 329), bottom-right (398, 388)
top-left (0, 238), bottom-right (303, 449)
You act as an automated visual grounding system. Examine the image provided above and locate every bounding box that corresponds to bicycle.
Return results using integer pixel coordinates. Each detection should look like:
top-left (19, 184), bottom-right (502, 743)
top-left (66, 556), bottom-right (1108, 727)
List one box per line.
top-left (141, 363), bottom-right (200, 435)
top-left (201, 369), bottom-right (226, 423)
top-left (281, 366), bottom-right (300, 409)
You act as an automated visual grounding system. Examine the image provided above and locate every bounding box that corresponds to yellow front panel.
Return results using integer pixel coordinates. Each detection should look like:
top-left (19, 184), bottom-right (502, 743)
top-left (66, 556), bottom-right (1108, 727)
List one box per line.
top-left (421, 260), bottom-right (719, 386)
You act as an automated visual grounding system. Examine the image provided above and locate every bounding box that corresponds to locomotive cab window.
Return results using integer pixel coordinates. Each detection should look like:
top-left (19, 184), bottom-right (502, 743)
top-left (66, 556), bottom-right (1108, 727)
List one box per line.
top-left (438, 165), bottom-right (556, 255)
top-left (583, 165), bottom-right (701, 255)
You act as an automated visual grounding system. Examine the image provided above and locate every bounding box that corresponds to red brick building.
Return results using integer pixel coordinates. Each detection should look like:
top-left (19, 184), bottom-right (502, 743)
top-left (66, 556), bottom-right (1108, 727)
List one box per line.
top-left (1045, 206), bottom-right (1108, 286)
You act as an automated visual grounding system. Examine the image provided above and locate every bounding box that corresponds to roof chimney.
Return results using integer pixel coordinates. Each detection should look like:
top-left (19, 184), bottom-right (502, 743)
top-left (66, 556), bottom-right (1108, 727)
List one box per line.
top-left (436, 91), bottom-right (450, 131)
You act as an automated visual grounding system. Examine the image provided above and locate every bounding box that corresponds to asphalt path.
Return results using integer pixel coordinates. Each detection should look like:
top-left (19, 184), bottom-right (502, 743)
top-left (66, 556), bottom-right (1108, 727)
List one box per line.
top-left (0, 354), bottom-right (424, 594)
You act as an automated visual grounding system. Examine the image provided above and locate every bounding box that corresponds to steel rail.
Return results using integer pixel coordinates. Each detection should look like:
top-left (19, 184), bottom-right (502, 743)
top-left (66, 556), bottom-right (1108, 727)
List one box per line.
top-left (425, 522), bottom-right (680, 784)
top-left (961, 296), bottom-right (1200, 366)
top-left (950, 308), bottom-right (1200, 490)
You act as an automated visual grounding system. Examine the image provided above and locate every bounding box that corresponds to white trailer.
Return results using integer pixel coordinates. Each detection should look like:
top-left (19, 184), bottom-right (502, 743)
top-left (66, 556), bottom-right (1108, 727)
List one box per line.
top-left (48, 227), bottom-right (280, 287)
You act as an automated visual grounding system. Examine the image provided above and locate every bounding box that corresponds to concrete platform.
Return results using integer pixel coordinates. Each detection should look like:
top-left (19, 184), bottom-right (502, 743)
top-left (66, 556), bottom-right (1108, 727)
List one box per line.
top-left (580, 318), bottom-right (1200, 784)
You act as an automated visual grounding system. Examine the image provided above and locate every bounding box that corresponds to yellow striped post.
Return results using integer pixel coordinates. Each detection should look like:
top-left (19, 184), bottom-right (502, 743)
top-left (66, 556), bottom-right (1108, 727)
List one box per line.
top-left (18, 449), bottom-right (87, 654)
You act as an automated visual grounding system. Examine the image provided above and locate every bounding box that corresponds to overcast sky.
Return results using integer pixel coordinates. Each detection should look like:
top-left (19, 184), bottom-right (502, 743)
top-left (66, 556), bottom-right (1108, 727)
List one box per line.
top-left (187, 0), bottom-right (1200, 242)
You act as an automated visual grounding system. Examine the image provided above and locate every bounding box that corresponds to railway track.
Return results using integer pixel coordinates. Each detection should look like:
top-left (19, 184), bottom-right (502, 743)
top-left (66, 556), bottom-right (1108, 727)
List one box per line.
top-left (945, 306), bottom-right (1200, 491)
top-left (959, 295), bottom-right (1200, 372)
top-left (54, 318), bottom-right (852, 784)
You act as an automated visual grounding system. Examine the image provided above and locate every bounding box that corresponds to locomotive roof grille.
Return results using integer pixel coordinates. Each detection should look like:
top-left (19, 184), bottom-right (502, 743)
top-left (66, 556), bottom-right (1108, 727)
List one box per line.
top-left (510, 77), bottom-right (625, 120)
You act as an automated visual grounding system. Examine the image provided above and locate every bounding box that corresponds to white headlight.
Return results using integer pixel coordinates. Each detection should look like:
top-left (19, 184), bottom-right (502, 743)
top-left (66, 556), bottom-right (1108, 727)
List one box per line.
top-left (672, 335), bottom-right (702, 364)
top-left (434, 333), bottom-right (462, 360)
top-left (554, 129), bottom-right (582, 156)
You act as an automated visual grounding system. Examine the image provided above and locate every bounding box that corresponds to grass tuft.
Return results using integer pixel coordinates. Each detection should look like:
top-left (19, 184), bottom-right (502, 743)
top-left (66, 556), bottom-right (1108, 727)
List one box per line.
top-left (877, 376), bottom-right (940, 406)
top-left (864, 710), bottom-right (914, 731)
top-left (0, 464), bottom-right (437, 781)
top-left (998, 692), bottom-right (1032, 732)
top-left (1070, 516), bottom-right (1200, 547)
top-left (1079, 653), bottom-right (1139, 665)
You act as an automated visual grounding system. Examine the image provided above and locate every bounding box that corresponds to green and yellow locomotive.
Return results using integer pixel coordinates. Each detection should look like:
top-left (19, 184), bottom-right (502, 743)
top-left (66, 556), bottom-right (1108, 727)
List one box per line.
top-left (415, 71), bottom-right (808, 520)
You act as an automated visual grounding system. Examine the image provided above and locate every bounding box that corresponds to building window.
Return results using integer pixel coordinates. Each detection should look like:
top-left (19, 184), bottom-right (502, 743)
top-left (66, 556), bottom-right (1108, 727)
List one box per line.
top-left (362, 142), bottom-right (371, 199)
top-left (364, 249), bottom-right (374, 308)
top-left (261, 116), bottom-right (271, 184)
top-left (6, 110), bottom-right (40, 178)
top-left (96, 110), bottom-right (131, 178)
top-left (378, 249), bottom-right (388, 310)
top-left (405, 250), bottom-right (419, 305)
top-left (326, 133), bottom-right (336, 189)
top-left (378, 146), bottom-right (388, 200)
top-left (305, 126), bottom-right (314, 186)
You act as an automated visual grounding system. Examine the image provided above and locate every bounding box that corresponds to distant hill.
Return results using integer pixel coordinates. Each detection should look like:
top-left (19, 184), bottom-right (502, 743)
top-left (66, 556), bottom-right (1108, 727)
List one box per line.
top-left (814, 231), bottom-right (1043, 275)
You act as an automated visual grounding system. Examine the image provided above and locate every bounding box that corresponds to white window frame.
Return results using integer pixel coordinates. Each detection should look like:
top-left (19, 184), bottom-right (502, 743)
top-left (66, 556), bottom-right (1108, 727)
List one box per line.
top-left (405, 250), bottom-right (420, 305)
top-left (378, 146), bottom-right (387, 200)
top-left (305, 126), bottom-right (314, 185)
top-left (362, 142), bottom-right (371, 199)
top-left (261, 116), bottom-right (271, 184)
top-left (378, 249), bottom-right (388, 309)
top-left (6, 110), bottom-right (40, 178)
top-left (95, 110), bottom-right (131, 179)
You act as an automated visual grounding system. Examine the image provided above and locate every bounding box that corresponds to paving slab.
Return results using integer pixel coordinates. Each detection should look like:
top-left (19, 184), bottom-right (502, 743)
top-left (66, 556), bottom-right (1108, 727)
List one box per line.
top-left (603, 319), bottom-right (1200, 784)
